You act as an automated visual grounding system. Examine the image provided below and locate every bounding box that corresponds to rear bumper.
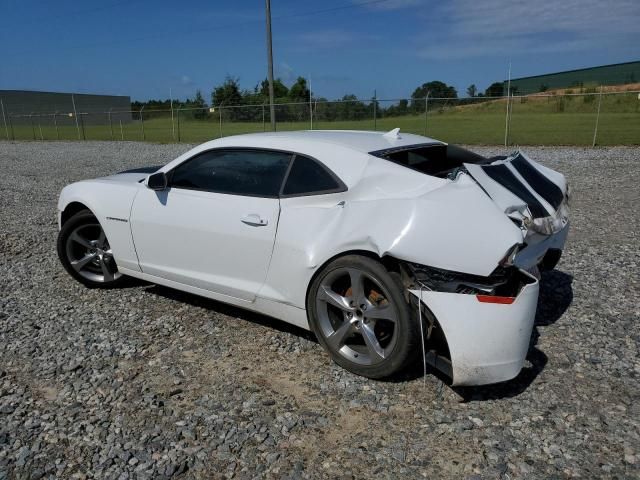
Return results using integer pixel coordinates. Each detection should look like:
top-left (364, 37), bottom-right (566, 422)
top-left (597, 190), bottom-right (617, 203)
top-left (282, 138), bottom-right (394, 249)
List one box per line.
top-left (514, 221), bottom-right (569, 271)
top-left (409, 269), bottom-right (539, 386)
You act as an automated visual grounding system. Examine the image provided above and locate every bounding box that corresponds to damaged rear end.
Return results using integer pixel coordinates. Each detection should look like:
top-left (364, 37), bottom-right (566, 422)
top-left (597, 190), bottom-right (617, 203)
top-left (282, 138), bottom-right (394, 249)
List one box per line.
top-left (401, 262), bottom-right (539, 386)
top-left (370, 142), bottom-right (569, 386)
top-left (371, 143), bottom-right (570, 275)
top-left (463, 151), bottom-right (570, 274)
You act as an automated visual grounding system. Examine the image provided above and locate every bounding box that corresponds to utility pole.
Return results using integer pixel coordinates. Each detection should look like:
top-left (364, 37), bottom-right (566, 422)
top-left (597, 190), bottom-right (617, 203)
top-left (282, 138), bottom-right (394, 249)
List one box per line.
top-left (265, 0), bottom-right (276, 131)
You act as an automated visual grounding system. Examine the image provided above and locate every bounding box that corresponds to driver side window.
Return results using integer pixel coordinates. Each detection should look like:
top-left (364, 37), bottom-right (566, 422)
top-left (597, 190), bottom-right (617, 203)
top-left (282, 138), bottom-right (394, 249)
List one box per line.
top-left (170, 149), bottom-right (292, 197)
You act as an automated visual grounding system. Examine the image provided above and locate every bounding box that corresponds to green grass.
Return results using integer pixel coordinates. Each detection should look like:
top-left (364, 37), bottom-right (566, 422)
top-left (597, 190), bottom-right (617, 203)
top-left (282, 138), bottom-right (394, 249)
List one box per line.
top-left (3, 98), bottom-right (639, 145)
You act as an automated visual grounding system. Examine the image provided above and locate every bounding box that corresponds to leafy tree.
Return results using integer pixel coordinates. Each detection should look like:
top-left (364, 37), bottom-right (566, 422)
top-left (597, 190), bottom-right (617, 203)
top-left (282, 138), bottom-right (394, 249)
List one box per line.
top-left (385, 99), bottom-right (409, 117)
top-left (191, 90), bottom-right (207, 119)
top-left (410, 81), bottom-right (457, 111)
top-left (288, 77), bottom-right (311, 102)
top-left (412, 81), bottom-right (458, 100)
top-left (259, 78), bottom-right (289, 100)
top-left (338, 94), bottom-right (369, 120)
top-left (193, 89), bottom-right (206, 106)
top-left (467, 84), bottom-right (477, 97)
top-left (485, 82), bottom-right (505, 97)
top-left (212, 76), bottom-right (243, 107)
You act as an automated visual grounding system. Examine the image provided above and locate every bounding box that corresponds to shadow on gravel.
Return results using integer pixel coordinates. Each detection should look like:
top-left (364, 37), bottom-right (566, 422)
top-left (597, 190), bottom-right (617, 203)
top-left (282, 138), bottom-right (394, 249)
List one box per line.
top-left (137, 270), bottom-right (573, 397)
top-left (144, 284), bottom-right (318, 342)
top-left (454, 269), bottom-right (574, 402)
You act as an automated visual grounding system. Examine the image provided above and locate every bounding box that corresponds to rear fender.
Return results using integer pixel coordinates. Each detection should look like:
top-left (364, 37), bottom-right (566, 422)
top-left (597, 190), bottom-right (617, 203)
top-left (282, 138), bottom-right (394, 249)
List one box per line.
top-left (261, 173), bottom-right (523, 309)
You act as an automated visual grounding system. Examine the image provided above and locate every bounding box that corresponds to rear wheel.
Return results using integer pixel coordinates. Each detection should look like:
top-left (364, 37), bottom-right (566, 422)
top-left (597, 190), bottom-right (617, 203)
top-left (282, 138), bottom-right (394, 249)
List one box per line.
top-left (57, 210), bottom-right (124, 288)
top-left (307, 255), bottom-right (419, 379)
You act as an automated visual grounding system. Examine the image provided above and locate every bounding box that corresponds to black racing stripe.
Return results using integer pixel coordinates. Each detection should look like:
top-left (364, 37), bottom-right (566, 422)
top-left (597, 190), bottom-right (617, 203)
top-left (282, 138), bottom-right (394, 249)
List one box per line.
top-left (482, 164), bottom-right (549, 218)
top-left (511, 154), bottom-right (564, 209)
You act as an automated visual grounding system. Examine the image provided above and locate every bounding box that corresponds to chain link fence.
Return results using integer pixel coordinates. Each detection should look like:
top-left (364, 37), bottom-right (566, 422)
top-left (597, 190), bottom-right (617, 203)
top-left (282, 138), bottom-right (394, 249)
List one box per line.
top-left (1, 91), bottom-right (639, 146)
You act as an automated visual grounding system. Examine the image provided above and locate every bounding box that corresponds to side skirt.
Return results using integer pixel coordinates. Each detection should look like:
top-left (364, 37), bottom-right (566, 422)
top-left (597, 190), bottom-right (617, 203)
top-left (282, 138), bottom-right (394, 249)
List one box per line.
top-left (118, 267), bottom-right (310, 330)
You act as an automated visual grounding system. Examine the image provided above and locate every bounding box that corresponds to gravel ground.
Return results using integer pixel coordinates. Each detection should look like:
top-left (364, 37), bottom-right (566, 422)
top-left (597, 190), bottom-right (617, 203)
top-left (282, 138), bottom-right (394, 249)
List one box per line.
top-left (0, 141), bottom-right (638, 479)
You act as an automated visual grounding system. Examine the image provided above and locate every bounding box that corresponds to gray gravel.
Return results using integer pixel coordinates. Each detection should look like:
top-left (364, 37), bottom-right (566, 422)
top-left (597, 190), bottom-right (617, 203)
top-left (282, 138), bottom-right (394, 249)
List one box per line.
top-left (0, 141), bottom-right (639, 479)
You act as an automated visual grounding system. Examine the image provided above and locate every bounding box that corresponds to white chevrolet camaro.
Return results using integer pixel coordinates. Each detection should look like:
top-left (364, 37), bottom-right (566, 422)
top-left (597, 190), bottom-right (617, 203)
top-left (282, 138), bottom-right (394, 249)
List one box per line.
top-left (57, 130), bottom-right (569, 386)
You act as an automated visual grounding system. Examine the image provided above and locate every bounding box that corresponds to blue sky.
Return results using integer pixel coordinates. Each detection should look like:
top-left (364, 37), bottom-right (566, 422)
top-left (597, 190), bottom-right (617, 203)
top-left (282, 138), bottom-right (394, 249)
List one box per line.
top-left (1, 0), bottom-right (638, 102)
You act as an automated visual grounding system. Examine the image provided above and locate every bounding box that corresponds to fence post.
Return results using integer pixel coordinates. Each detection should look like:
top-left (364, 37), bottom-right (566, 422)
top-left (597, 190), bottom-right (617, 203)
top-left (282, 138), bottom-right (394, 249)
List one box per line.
top-left (30, 113), bottom-right (36, 140)
top-left (8, 115), bottom-right (14, 141)
top-left (309, 91), bottom-right (313, 130)
top-left (424, 92), bottom-right (430, 136)
top-left (79, 113), bottom-right (86, 140)
top-left (262, 103), bottom-right (266, 132)
top-left (219, 107), bottom-right (223, 138)
top-left (592, 85), bottom-right (603, 148)
top-left (504, 93), bottom-right (512, 147)
top-left (373, 90), bottom-right (377, 131)
top-left (108, 109), bottom-right (114, 140)
top-left (140, 106), bottom-right (145, 141)
top-left (37, 115), bottom-right (43, 140)
top-left (119, 120), bottom-right (124, 140)
top-left (71, 94), bottom-right (81, 140)
top-left (1, 99), bottom-right (8, 141)
top-left (170, 96), bottom-right (175, 141)
top-left (508, 93), bottom-right (514, 145)
top-left (53, 112), bottom-right (59, 140)
top-left (176, 108), bottom-right (181, 142)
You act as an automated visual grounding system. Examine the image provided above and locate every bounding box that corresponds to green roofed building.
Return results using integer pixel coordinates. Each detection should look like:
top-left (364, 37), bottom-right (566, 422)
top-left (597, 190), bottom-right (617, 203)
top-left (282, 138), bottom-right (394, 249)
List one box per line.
top-left (506, 61), bottom-right (640, 94)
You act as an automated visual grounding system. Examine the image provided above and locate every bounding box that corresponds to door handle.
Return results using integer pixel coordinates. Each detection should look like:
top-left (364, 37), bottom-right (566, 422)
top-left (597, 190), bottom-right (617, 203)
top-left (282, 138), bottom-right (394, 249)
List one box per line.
top-left (241, 214), bottom-right (268, 227)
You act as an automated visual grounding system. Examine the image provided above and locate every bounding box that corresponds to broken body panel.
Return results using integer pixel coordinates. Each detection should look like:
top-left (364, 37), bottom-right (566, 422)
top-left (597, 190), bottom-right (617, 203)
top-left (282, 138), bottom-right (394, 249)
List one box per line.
top-left (410, 269), bottom-right (539, 386)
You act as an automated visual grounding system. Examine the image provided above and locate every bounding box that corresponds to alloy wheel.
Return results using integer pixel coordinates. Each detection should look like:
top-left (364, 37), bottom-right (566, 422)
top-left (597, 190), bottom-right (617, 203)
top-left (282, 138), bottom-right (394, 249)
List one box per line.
top-left (315, 267), bottom-right (399, 365)
top-left (65, 222), bottom-right (121, 283)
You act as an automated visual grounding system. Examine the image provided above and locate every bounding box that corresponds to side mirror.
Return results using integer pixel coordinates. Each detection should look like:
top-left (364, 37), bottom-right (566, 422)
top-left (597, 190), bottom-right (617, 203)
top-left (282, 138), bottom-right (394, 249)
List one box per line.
top-left (146, 172), bottom-right (167, 191)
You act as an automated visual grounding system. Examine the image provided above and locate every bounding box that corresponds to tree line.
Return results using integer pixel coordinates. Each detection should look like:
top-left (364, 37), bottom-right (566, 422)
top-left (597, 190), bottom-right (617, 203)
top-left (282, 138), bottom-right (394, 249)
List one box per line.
top-left (131, 77), bottom-right (511, 122)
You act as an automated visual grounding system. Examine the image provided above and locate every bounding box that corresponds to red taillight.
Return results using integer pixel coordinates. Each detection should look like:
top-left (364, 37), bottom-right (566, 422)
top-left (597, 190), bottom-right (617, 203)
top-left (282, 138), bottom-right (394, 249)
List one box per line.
top-left (476, 295), bottom-right (515, 304)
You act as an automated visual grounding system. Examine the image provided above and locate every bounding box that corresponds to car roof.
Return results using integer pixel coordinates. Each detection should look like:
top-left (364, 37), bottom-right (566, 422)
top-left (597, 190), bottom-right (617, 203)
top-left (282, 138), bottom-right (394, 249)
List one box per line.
top-left (210, 129), bottom-right (444, 155)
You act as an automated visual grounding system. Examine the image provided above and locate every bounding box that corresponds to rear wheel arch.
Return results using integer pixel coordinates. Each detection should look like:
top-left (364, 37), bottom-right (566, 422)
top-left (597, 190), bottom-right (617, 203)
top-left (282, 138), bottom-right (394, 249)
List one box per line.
top-left (305, 250), bottom-right (400, 310)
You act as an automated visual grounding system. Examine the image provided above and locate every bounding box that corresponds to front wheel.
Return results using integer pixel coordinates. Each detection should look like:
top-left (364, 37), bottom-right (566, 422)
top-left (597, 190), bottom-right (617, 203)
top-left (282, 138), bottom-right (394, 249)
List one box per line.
top-left (307, 255), bottom-right (420, 379)
top-left (57, 210), bottom-right (124, 288)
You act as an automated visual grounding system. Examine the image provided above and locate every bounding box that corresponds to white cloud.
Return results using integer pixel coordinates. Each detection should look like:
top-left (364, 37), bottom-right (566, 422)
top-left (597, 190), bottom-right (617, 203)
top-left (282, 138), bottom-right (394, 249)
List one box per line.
top-left (180, 75), bottom-right (193, 86)
top-left (416, 0), bottom-right (640, 59)
top-left (359, 0), bottom-right (422, 11)
top-left (447, 0), bottom-right (638, 36)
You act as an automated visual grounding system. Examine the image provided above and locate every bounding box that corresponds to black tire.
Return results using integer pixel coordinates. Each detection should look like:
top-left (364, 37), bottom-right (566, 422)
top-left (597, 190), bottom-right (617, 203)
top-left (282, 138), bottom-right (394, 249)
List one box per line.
top-left (307, 255), bottom-right (420, 379)
top-left (57, 209), bottom-right (125, 288)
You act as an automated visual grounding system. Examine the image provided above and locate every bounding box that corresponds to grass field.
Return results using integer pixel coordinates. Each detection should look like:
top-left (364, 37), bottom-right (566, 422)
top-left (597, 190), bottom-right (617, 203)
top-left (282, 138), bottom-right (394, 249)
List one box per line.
top-left (3, 94), bottom-right (639, 145)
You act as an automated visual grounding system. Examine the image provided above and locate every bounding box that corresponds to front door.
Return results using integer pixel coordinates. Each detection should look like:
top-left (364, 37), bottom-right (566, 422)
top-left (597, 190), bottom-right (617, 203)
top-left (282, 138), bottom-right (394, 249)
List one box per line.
top-left (129, 148), bottom-right (292, 301)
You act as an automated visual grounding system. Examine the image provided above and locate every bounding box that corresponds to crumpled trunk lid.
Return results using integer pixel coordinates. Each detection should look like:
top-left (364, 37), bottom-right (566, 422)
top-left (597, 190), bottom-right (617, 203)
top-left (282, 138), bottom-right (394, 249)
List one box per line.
top-left (463, 151), bottom-right (568, 233)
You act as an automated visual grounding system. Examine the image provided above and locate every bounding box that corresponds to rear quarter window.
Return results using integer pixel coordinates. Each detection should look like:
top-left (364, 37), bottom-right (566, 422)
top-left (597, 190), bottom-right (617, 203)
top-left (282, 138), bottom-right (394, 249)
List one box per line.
top-left (282, 155), bottom-right (344, 196)
top-left (371, 144), bottom-right (490, 178)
